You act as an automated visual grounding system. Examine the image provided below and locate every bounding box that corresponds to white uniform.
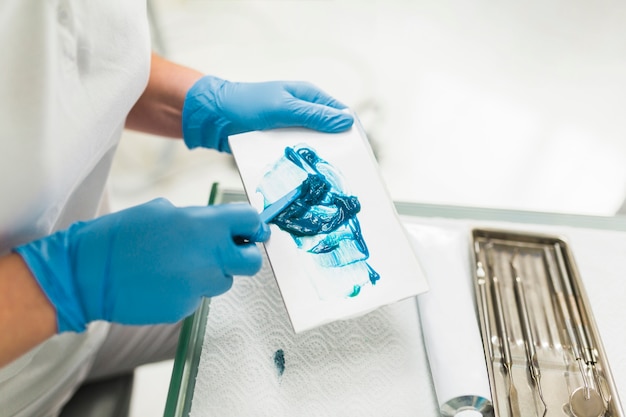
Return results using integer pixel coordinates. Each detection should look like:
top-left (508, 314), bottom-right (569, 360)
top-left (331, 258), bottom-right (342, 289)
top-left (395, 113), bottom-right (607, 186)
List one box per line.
top-left (0, 1), bottom-right (150, 415)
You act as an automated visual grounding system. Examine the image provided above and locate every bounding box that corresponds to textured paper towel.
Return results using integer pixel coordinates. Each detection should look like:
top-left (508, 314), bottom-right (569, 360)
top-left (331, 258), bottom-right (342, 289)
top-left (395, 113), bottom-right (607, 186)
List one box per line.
top-left (190, 251), bottom-right (437, 417)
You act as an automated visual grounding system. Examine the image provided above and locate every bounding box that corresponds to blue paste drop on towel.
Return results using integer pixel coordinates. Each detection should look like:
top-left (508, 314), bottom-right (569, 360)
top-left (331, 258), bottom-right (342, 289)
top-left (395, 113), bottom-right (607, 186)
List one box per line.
top-left (274, 349), bottom-right (285, 377)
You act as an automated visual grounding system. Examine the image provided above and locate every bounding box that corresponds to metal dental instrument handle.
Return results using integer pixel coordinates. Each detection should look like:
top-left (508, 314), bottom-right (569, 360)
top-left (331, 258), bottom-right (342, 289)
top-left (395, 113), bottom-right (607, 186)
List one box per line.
top-left (553, 244), bottom-right (594, 366)
top-left (543, 248), bottom-right (605, 416)
top-left (552, 246), bottom-right (598, 401)
top-left (510, 254), bottom-right (547, 416)
top-left (475, 241), bottom-right (496, 362)
top-left (546, 248), bottom-right (589, 389)
top-left (543, 248), bottom-right (589, 385)
top-left (554, 244), bottom-right (612, 407)
top-left (486, 246), bottom-right (521, 417)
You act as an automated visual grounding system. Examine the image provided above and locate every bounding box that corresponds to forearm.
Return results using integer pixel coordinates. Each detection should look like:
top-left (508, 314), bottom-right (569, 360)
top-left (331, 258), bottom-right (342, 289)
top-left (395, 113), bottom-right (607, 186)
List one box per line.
top-left (0, 253), bottom-right (56, 367)
top-left (125, 53), bottom-right (204, 138)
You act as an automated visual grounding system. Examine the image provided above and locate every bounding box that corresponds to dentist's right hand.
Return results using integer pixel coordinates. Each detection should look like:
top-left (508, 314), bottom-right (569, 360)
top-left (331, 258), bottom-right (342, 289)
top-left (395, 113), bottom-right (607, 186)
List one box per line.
top-left (14, 199), bottom-right (269, 333)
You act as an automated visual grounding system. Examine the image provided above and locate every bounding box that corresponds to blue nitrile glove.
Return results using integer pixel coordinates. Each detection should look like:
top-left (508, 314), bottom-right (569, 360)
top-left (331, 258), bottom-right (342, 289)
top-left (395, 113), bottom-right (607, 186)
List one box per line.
top-left (182, 76), bottom-right (354, 152)
top-left (14, 199), bottom-right (269, 333)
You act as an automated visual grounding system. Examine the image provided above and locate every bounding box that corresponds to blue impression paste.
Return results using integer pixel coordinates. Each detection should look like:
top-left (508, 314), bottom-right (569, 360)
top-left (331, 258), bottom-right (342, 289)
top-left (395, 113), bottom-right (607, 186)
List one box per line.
top-left (273, 349), bottom-right (285, 378)
top-left (257, 145), bottom-right (379, 299)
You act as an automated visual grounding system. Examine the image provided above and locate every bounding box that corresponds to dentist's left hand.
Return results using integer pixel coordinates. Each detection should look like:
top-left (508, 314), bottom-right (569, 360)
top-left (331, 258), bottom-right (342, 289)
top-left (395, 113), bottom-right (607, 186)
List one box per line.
top-left (182, 76), bottom-right (354, 152)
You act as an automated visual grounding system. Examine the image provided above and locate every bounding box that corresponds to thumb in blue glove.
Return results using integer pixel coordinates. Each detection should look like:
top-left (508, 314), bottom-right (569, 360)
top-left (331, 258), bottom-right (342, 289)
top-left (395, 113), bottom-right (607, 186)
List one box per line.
top-left (182, 76), bottom-right (354, 152)
top-left (14, 199), bottom-right (269, 333)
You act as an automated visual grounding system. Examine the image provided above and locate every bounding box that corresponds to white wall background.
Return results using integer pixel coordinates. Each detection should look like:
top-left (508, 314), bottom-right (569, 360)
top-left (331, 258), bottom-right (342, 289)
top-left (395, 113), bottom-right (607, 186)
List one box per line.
top-left (112, 0), bottom-right (626, 217)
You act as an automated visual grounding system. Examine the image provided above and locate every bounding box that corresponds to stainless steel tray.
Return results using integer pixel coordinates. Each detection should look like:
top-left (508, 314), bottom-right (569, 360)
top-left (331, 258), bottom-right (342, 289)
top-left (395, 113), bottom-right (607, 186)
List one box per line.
top-left (471, 228), bottom-right (623, 417)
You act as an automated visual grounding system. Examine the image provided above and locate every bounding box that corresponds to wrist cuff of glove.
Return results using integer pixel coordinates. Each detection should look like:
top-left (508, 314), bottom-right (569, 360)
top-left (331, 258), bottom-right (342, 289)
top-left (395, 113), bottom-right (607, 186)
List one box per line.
top-left (182, 75), bottom-right (232, 153)
top-left (14, 233), bottom-right (88, 333)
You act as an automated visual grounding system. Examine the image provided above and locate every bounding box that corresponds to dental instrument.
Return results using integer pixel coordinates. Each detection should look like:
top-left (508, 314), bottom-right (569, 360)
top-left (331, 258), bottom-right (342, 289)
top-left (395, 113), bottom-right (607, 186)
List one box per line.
top-left (543, 247), bottom-right (604, 417)
top-left (486, 245), bottom-right (521, 417)
top-left (510, 252), bottom-right (547, 416)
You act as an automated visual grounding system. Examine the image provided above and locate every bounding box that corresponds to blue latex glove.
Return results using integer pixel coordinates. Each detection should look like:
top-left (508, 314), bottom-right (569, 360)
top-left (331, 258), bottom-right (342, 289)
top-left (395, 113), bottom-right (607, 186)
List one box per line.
top-left (14, 199), bottom-right (269, 333)
top-left (182, 76), bottom-right (354, 152)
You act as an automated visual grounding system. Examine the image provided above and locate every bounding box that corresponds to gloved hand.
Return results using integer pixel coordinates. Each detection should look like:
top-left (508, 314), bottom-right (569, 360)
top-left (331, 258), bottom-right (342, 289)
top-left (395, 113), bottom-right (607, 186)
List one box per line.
top-left (182, 76), bottom-right (354, 152)
top-left (14, 199), bottom-right (269, 333)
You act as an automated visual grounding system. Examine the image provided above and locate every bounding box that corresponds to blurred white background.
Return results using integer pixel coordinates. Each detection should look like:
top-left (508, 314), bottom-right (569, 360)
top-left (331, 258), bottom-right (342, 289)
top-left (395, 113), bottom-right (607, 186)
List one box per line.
top-left (115, 1), bottom-right (626, 415)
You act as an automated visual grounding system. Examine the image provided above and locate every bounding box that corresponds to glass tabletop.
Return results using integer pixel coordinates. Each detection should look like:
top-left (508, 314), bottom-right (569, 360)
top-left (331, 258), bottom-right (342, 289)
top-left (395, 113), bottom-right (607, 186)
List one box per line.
top-left (163, 185), bottom-right (626, 417)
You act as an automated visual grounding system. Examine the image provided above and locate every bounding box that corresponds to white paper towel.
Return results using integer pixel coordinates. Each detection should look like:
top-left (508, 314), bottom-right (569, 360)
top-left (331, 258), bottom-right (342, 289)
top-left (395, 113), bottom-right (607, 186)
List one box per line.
top-left (404, 222), bottom-right (492, 416)
top-left (190, 250), bottom-right (437, 417)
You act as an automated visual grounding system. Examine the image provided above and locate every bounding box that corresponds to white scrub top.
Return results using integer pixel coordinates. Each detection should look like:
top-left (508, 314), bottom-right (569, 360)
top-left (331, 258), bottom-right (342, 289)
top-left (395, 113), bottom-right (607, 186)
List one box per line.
top-left (0, 1), bottom-right (150, 415)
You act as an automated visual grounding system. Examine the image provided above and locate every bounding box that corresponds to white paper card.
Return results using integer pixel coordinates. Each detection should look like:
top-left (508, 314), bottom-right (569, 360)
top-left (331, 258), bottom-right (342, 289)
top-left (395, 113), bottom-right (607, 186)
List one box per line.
top-left (229, 120), bottom-right (428, 332)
